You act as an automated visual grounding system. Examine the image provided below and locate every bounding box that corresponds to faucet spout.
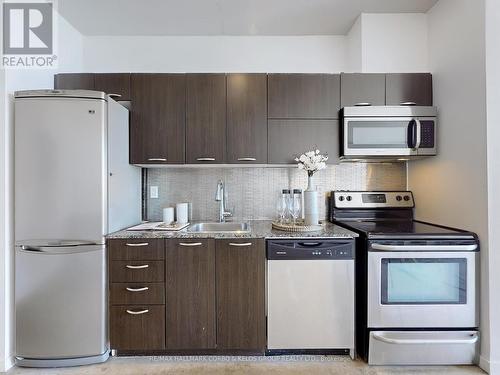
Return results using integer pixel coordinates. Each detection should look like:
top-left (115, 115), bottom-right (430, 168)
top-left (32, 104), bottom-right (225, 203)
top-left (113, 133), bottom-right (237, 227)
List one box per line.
top-left (215, 180), bottom-right (231, 222)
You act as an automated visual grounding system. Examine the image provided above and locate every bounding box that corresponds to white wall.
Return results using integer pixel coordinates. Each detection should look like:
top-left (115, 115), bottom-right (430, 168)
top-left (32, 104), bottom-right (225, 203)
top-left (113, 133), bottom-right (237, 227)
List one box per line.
top-left (360, 13), bottom-right (429, 73)
top-left (81, 36), bottom-right (347, 73)
top-left (1, 13), bottom-right (84, 372)
top-left (408, 0), bottom-right (490, 371)
top-left (485, 0), bottom-right (500, 372)
top-left (346, 16), bottom-right (362, 72)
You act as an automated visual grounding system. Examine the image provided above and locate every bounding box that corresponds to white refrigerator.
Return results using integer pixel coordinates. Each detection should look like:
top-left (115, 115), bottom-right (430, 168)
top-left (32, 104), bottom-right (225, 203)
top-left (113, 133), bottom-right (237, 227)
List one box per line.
top-left (14, 90), bottom-right (141, 367)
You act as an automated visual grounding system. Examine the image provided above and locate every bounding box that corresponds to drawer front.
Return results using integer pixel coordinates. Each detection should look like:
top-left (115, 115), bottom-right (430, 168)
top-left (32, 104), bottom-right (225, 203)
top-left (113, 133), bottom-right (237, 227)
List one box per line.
top-left (110, 261), bottom-right (164, 282)
top-left (110, 305), bottom-right (165, 350)
top-left (108, 239), bottom-right (165, 260)
top-left (110, 283), bottom-right (165, 305)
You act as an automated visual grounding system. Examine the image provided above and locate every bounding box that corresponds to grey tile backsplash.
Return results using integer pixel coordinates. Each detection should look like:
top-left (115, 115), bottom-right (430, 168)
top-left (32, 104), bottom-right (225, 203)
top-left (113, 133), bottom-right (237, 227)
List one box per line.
top-left (146, 163), bottom-right (407, 222)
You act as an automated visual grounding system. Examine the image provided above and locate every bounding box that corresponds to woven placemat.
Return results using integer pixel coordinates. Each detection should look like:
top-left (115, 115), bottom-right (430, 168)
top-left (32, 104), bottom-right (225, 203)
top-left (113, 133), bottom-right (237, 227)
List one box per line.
top-left (272, 221), bottom-right (324, 232)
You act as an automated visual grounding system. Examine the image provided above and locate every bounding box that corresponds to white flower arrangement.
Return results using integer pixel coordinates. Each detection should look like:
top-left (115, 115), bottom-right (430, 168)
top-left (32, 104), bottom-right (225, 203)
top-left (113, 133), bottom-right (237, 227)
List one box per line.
top-left (294, 149), bottom-right (329, 177)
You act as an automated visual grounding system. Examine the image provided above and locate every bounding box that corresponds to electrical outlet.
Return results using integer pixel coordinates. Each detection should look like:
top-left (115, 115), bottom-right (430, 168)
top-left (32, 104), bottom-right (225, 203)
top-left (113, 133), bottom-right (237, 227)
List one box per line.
top-left (150, 186), bottom-right (159, 199)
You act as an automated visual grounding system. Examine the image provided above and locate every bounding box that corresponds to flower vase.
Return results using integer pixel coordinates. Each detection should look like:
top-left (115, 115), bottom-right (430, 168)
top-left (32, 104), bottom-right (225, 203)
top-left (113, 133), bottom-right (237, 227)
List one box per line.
top-left (303, 175), bottom-right (319, 225)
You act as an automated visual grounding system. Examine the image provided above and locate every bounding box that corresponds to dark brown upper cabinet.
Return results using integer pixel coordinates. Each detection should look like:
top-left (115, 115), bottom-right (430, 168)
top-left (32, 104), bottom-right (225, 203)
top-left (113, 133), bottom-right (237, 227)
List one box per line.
top-left (216, 239), bottom-right (266, 352)
top-left (268, 119), bottom-right (339, 164)
top-left (340, 73), bottom-right (386, 108)
top-left (186, 74), bottom-right (226, 164)
top-left (130, 74), bottom-right (186, 164)
top-left (166, 239), bottom-right (216, 349)
top-left (385, 73), bottom-right (433, 106)
top-left (268, 74), bottom-right (341, 119)
top-left (54, 73), bottom-right (95, 90)
top-left (226, 74), bottom-right (268, 164)
top-left (94, 73), bottom-right (131, 101)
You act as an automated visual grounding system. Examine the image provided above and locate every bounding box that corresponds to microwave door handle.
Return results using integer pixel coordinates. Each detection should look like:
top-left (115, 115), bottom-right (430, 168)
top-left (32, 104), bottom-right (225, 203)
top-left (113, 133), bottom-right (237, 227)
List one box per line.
top-left (407, 120), bottom-right (416, 148)
top-left (415, 119), bottom-right (422, 149)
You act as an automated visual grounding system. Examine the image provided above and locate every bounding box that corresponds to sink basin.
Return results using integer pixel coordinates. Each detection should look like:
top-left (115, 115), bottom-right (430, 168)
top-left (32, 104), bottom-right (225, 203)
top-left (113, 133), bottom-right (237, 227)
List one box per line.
top-left (187, 222), bottom-right (250, 233)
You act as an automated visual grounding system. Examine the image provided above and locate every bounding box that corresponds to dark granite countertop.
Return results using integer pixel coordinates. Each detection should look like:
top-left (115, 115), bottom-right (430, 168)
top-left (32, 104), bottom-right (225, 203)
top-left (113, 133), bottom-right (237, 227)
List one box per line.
top-left (106, 220), bottom-right (358, 240)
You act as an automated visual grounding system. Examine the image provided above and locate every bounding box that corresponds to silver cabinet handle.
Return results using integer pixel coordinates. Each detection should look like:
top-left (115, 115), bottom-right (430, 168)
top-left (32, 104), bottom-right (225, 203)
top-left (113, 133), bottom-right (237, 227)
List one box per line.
top-left (126, 309), bottom-right (149, 315)
top-left (237, 157), bottom-right (256, 161)
top-left (126, 287), bottom-right (149, 292)
top-left (400, 101), bottom-right (417, 106)
top-left (108, 93), bottom-right (122, 98)
top-left (196, 157), bottom-right (215, 161)
top-left (147, 158), bottom-right (167, 162)
top-left (229, 242), bottom-right (253, 247)
top-left (125, 242), bottom-right (149, 247)
top-left (126, 264), bottom-right (149, 269)
top-left (179, 242), bottom-right (203, 247)
top-left (354, 102), bottom-right (371, 106)
top-left (371, 243), bottom-right (478, 252)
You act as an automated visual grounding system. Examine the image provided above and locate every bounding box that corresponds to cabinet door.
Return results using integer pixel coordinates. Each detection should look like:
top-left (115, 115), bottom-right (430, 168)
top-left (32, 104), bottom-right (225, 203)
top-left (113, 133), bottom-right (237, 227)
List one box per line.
top-left (166, 239), bottom-right (216, 349)
top-left (385, 73), bottom-right (433, 106)
top-left (94, 73), bottom-right (131, 100)
top-left (268, 74), bottom-right (341, 118)
top-left (340, 73), bottom-right (386, 107)
top-left (216, 239), bottom-right (266, 351)
top-left (54, 73), bottom-right (95, 90)
top-left (268, 119), bottom-right (339, 164)
top-left (186, 74), bottom-right (226, 163)
top-left (130, 74), bottom-right (186, 164)
top-left (227, 74), bottom-right (268, 163)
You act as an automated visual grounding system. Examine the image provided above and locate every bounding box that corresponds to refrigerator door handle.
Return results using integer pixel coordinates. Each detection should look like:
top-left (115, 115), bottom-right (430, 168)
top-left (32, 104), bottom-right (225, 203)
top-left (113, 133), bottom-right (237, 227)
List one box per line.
top-left (19, 244), bottom-right (103, 254)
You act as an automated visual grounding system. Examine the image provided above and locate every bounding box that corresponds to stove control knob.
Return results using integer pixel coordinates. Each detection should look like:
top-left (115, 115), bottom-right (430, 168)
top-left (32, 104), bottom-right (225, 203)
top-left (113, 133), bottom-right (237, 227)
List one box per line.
top-left (404, 195), bottom-right (411, 201)
top-left (346, 196), bottom-right (352, 201)
top-left (396, 195), bottom-right (402, 201)
top-left (338, 196), bottom-right (344, 201)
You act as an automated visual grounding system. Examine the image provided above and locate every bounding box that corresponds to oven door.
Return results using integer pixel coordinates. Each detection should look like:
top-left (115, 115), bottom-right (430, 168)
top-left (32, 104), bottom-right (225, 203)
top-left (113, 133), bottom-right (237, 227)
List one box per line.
top-left (368, 249), bottom-right (478, 328)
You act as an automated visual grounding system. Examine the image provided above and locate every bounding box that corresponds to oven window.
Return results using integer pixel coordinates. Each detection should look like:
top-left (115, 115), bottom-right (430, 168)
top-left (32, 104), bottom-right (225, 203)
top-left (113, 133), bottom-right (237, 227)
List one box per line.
top-left (381, 258), bottom-right (467, 305)
top-left (348, 121), bottom-right (409, 148)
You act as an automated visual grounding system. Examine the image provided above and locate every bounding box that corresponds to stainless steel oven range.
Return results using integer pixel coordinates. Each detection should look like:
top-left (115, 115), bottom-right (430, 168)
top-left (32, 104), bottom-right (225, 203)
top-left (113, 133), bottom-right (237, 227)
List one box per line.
top-left (330, 191), bottom-right (479, 366)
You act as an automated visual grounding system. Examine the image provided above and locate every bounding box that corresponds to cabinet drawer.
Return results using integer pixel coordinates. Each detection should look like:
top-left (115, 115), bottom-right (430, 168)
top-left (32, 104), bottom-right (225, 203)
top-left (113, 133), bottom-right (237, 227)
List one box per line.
top-left (110, 305), bottom-right (165, 350)
top-left (110, 261), bottom-right (164, 282)
top-left (108, 239), bottom-right (165, 260)
top-left (110, 283), bottom-right (165, 305)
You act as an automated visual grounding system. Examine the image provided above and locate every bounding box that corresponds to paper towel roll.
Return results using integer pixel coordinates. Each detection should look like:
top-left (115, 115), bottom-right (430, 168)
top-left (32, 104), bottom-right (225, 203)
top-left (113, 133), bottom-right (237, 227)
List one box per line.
top-left (176, 203), bottom-right (189, 224)
top-left (162, 207), bottom-right (174, 224)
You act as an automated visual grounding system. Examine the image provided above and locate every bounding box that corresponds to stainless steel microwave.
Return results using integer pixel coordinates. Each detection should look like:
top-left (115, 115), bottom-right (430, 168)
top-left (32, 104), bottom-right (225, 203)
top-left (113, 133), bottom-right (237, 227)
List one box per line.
top-left (340, 106), bottom-right (437, 161)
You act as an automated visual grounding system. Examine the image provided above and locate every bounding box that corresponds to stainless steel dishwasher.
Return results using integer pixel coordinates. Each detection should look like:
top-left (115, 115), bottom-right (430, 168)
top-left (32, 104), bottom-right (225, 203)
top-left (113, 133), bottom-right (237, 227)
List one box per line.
top-left (267, 239), bottom-right (355, 358)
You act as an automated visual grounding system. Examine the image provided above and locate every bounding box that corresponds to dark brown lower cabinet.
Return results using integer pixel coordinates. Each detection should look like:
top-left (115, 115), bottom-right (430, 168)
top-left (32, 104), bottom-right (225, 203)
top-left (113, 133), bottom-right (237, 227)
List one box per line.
top-left (110, 305), bottom-right (165, 350)
top-left (166, 239), bottom-right (216, 349)
top-left (216, 239), bottom-right (266, 351)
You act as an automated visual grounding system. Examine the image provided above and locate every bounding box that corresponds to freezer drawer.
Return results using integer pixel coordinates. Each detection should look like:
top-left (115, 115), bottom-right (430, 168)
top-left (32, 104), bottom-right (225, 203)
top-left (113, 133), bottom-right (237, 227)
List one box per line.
top-left (369, 331), bottom-right (479, 365)
top-left (15, 245), bottom-right (107, 360)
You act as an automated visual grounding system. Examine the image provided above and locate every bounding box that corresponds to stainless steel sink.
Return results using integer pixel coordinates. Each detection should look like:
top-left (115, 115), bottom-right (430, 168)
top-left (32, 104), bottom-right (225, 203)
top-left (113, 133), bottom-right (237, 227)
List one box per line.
top-left (187, 222), bottom-right (250, 233)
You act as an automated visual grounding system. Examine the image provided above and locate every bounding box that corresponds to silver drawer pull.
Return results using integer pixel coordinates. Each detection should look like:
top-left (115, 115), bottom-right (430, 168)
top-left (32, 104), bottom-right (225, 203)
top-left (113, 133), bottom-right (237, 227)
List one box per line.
top-left (354, 102), bottom-right (371, 106)
top-left (237, 157), bottom-right (256, 161)
top-left (147, 158), bottom-right (167, 162)
top-left (126, 287), bottom-right (149, 292)
top-left (196, 157), bottom-right (215, 161)
top-left (126, 264), bottom-right (149, 269)
top-left (126, 309), bottom-right (149, 315)
top-left (125, 242), bottom-right (149, 247)
top-left (179, 242), bottom-right (202, 247)
top-left (400, 101), bottom-right (417, 106)
top-left (229, 242), bottom-right (253, 247)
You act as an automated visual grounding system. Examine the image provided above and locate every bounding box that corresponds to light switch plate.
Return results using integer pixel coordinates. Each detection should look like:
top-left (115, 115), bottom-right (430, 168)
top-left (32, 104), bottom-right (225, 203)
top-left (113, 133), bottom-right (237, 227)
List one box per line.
top-left (150, 186), bottom-right (159, 199)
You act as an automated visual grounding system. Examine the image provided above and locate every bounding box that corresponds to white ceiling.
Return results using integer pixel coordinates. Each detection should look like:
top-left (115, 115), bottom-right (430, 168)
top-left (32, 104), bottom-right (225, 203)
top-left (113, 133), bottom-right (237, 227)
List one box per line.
top-left (58, 0), bottom-right (439, 36)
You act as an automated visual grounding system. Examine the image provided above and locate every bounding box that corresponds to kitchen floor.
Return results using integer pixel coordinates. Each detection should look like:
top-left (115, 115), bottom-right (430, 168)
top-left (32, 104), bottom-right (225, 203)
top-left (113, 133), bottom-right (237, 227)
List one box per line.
top-left (7, 356), bottom-right (485, 375)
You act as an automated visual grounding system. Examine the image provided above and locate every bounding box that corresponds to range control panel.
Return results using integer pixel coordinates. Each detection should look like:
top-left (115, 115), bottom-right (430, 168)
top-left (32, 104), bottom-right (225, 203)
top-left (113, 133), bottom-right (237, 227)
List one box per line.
top-left (333, 191), bottom-right (415, 209)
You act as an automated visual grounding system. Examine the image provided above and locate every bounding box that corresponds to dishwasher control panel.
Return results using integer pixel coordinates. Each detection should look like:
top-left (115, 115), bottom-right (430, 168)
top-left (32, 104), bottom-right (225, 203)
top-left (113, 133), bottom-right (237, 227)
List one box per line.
top-left (267, 240), bottom-right (354, 260)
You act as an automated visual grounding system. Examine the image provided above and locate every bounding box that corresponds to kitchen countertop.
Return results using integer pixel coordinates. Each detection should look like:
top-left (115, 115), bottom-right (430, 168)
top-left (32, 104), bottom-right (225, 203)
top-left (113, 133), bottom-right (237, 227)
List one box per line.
top-left (106, 220), bottom-right (358, 240)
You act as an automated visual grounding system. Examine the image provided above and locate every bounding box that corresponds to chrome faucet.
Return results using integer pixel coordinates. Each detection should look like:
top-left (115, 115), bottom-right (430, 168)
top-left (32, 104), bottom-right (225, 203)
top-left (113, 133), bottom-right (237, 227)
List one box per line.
top-left (215, 180), bottom-right (232, 222)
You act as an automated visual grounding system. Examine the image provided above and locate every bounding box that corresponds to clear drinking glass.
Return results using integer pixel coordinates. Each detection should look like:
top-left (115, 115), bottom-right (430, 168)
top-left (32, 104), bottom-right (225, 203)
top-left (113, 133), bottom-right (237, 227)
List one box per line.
top-left (292, 190), bottom-right (302, 225)
top-left (277, 189), bottom-right (290, 224)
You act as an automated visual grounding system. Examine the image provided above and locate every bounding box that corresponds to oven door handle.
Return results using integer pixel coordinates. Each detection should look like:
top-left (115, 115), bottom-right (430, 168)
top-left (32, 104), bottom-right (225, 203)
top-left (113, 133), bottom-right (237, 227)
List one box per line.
top-left (371, 243), bottom-right (478, 252)
top-left (372, 332), bottom-right (479, 345)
